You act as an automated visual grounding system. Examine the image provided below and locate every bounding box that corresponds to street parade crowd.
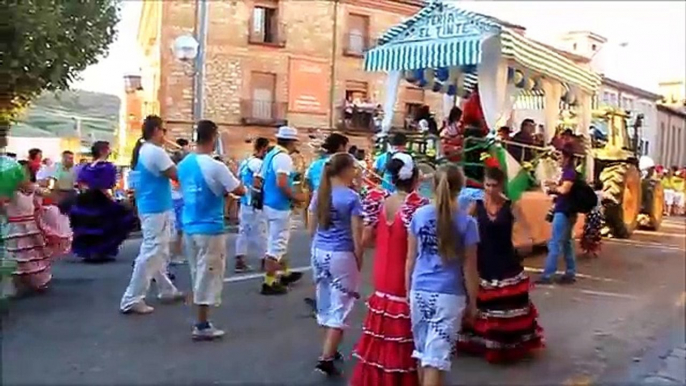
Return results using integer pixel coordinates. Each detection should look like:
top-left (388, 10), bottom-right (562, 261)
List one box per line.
top-left (2, 112), bottom-right (686, 386)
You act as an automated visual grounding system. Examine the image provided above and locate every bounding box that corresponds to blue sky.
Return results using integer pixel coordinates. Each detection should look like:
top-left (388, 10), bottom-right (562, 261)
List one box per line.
top-left (74, 0), bottom-right (685, 96)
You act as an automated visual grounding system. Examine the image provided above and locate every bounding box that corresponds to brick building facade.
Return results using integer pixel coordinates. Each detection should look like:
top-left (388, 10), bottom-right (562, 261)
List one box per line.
top-left (134, 0), bottom-right (445, 161)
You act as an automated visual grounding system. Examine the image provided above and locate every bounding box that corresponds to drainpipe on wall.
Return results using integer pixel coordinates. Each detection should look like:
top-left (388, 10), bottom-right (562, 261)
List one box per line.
top-left (328, 0), bottom-right (339, 129)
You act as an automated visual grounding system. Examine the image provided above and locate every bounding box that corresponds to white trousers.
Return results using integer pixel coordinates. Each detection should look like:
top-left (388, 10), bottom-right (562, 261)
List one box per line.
top-left (264, 206), bottom-right (291, 261)
top-left (664, 189), bottom-right (675, 206)
top-left (185, 234), bottom-right (227, 306)
top-left (235, 205), bottom-right (266, 258)
top-left (120, 212), bottom-right (180, 311)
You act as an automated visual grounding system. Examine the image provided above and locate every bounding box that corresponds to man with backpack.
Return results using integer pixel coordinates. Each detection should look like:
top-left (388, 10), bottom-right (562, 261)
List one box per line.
top-left (537, 143), bottom-right (594, 285)
top-left (373, 132), bottom-right (408, 192)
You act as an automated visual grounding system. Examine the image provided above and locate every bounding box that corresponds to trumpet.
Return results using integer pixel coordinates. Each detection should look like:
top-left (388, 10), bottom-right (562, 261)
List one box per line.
top-left (303, 130), bottom-right (385, 191)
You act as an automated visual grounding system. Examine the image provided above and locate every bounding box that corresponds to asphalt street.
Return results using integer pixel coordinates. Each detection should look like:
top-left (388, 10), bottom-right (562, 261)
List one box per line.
top-left (2, 217), bottom-right (685, 385)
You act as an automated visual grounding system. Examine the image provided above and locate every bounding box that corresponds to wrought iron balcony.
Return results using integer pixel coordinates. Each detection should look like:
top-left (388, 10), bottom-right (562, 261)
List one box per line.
top-left (240, 99), bottom-right (288, 126)
top-left (343, 32), bottom-right (371, 57)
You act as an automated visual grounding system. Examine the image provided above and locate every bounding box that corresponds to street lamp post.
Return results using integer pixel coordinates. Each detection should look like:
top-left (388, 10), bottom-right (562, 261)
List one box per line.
top-left (170, 0), bottom-right (222, 155)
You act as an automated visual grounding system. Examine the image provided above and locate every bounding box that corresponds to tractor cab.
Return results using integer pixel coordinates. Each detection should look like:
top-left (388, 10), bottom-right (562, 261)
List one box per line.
top-left (590, 107), bottom-right (662, 237)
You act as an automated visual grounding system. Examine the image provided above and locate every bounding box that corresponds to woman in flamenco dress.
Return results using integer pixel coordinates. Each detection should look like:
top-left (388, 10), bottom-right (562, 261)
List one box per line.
top-left (68, 141), bottom-right (136, 263)
top-left (456, 166), bottom-right (544, 363)
top-left (351, 152), bottom-right (428, 386)
top-left (1, 161), bottom-right (69, 294)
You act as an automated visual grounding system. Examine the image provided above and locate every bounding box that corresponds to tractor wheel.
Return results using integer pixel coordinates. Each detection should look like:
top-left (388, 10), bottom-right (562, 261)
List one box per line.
top-left (599, 163), bottom-right (642, 238)
top-left (638, 179), bottom-right (664, 230)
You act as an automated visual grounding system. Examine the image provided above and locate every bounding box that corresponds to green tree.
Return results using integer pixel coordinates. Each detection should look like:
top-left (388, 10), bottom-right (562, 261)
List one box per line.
top-left (0, 0), bottom-right (120, 148)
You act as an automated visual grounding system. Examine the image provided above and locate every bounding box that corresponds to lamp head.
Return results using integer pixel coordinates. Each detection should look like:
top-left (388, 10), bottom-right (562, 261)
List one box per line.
top-left (172, 35), bottom-right (199, 62)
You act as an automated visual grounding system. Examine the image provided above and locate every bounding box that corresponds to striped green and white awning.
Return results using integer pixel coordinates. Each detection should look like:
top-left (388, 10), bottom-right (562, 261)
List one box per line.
top-left (364, 3), bottom-right (601, 93)
top-left (365, 38), bottom-right (484, 72)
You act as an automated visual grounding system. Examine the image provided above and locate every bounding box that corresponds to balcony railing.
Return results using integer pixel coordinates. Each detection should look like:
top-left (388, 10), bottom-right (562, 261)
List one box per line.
top-left (248, 22), bottom-right (287, 47)
top-left (343, 32), bottom-right (371, 57)
top-left (240, 99), bottom-right (288, 126)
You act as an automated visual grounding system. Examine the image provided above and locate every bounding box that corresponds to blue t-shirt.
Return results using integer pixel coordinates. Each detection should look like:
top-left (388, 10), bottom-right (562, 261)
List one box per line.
top-left (305, 155), bottom-right (330, 192)
top-left (373, 151), bottom-right (396, 192)
top-left (553, 165), bottom-right (577, 213)
top-left (409, 205), bottom-right (480, 296)
top-left (309, 186), bottom-right (363, 252)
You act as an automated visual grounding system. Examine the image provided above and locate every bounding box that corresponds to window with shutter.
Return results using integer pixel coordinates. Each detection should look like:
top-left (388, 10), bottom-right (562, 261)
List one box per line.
top-left (345, 14), bottom-right (369, 56)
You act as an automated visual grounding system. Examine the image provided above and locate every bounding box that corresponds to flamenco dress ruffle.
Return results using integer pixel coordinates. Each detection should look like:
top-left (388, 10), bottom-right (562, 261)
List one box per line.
top-left (352, 292), bottom-right (417, 386)
top-left (456, 270), bottom-right (544, 363)
top-left (36, 197), bottom-right (72, 258)
top-left (351, 189), bottom-right (428, 386)
top-left (69, 190), bottom-right (135, 262)
top-left (580, 207), bottom-right (603, 256)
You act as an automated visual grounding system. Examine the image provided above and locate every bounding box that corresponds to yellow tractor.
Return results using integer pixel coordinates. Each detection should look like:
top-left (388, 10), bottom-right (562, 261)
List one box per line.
top-left (590, 108), bottom-right (664, 238)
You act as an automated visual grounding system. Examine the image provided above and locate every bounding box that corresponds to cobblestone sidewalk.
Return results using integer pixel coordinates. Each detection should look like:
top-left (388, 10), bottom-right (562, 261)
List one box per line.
top-left (643, 344), bottom-right (686, 385)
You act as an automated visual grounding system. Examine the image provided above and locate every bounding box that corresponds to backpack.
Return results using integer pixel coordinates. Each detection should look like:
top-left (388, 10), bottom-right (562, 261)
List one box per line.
top-left (568, 178), bottom-right (598, 214)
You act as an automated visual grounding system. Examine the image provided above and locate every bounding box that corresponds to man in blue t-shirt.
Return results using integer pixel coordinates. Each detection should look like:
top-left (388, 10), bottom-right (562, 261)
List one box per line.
top-left (373, 132), bottom-right (408, 192)
top-left (120, 115), bottom-right (184, 315)
top-left (234, 137), bottom-right (270, 273)
top-left (255, 126), bottom-right (307, 295)
top-left (178, 120), bottom-right (245, 340)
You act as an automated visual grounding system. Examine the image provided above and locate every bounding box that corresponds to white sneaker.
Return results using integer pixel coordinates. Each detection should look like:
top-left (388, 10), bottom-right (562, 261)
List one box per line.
top-left (158, 291), bottom-right (185, 304)
top-left (192, 323), bottom-right (225, 341)
top-left (121, 302), bottom-right (154, 315)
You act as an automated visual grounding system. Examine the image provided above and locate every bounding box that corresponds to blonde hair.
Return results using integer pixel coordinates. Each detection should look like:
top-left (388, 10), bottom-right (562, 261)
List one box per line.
top-left (433, 164), bottom-right (466, 263)
top-left (316, 153), bottom-right (355, 230)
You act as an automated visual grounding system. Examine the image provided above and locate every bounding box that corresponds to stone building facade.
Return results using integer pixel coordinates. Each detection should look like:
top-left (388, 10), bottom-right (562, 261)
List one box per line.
top-left (135, 0), bottom-right (445, 160)
top-left (655, 104), bottom-right (686, 168)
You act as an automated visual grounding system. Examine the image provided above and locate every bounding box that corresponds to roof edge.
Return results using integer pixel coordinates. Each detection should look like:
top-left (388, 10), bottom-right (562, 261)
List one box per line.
top-left (657, 104), bottom-right (686, 119)
top-left (602, 77), bottom-right (662, 101)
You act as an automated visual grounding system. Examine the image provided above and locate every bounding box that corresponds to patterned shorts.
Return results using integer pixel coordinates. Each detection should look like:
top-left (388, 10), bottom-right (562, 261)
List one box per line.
top-left (311, 248), bottom-right (360, 329)
top-left (410, 290), bottom-right (466, 371)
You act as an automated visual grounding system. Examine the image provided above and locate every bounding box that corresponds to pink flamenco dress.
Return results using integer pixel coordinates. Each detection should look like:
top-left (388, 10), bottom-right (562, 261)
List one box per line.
top-left (2, 190), bottom-right (53, 291)
top-left (351, 189), bottom-right (428, 386)
top-left (35, 196), bottom-right (72, 258)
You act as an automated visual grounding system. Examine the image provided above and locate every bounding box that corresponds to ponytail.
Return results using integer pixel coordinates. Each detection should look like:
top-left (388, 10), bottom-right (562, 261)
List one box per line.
top-left (434, 164), bottom-right (465, 263)
top-left (316, 162), bottom-right (333, 230)
top-left (131, 115), bottom-right (164, 169)
top-left (130, 138), bottom-right (144, 169)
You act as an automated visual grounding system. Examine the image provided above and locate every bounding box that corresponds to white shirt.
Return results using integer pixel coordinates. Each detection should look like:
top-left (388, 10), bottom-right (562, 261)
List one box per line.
top-left (271, 152), bottom-right (293, 175)
top-left (139, 142), bottom-right (174, 175)
top-left (246, 157), bottom-right (263, 175)
top-left (195, 154), bottom-right (241, 197)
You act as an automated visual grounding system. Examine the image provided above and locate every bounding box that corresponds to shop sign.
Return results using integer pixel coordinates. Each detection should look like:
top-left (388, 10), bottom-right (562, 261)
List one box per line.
top-left (398, 10), bottom-right (489, 43)
top-left (288, 58), bottom-right (330, 115)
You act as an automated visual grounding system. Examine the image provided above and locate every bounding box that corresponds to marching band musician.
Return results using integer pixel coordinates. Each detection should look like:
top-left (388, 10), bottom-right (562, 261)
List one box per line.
top-left (120, 115), bottom-right (185, 315)
top-left (373, 132), bottom-right (409, 192)
top-left (234, 137), bottom-right (270, 273)
top-left (178, 120), bottom-right (245, 340)
top-left (255, 126), bottom-right (306, 295)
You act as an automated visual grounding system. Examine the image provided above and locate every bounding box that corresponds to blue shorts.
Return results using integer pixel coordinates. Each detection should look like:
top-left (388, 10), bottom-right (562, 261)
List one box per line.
top-left (173, 198), bottom-right (183, 232)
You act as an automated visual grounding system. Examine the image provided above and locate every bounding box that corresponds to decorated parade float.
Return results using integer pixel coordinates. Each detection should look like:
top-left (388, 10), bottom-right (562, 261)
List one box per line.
top-left (363, 1), bottom-right (608, 247)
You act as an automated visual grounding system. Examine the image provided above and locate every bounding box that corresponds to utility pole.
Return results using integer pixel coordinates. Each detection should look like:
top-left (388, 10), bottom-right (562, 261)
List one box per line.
top-left (328, 0), bottom-right (339, 129)
top-left (192, 0), bottom-right (217, 152)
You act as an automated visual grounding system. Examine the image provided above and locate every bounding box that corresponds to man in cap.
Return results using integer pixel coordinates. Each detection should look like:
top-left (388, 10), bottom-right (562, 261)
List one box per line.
top-left (255, 126), bottom-right (307, 295)
top-left (373, 132), bottom-right (408, 192)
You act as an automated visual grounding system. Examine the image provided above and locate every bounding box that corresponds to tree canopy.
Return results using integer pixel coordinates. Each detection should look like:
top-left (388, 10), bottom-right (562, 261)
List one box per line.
top-left (0, 0), bottom-right (120, 147)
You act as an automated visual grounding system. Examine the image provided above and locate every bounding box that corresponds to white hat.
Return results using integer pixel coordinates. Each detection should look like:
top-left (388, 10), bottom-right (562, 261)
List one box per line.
top-left (639, 155), bottom-right (655, 171)
top-left (276, 126), bottom-right (299, 141)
